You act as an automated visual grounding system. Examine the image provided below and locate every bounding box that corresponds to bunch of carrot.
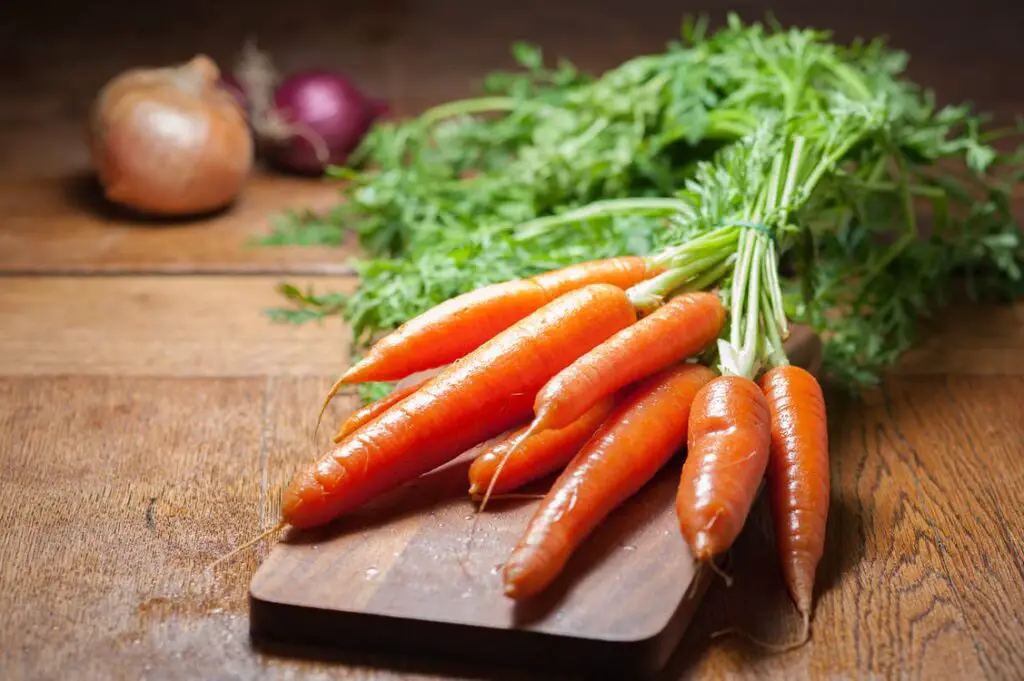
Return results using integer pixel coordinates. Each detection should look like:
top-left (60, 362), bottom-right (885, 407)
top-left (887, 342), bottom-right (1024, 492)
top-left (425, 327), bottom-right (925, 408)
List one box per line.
top-left (276, 237), bottom-right (831, 636)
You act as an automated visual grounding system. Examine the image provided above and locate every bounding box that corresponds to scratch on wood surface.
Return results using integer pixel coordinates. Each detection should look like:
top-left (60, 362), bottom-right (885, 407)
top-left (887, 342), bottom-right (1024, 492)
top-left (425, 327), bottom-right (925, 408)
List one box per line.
top-left (145, 495), bottom-right (158, 531)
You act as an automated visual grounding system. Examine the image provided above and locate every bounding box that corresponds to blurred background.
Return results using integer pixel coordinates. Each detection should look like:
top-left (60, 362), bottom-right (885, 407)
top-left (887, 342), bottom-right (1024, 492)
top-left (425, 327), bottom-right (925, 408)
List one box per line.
top-left (2, 0), bottom-right (1021, 181)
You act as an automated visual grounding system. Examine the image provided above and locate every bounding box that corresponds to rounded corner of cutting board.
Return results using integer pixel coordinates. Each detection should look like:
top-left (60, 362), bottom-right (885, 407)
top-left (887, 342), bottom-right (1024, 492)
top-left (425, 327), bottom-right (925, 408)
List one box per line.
top-left (248, 558), bottom-right (279, 606)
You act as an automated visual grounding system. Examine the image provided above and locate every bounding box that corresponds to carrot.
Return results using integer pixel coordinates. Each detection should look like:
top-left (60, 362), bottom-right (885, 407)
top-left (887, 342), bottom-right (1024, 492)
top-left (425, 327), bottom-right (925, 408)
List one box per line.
top-left (313, 257), bottom-right (659, 430)
top-left (529, 291), bottom-right (725, 434)
top-left (467, 397), bottom-right (615, 498)
top-left (503, 363), bottom-right (716, 600)
top-left (758, 365), bottom-right (830, 620)
top-left (333, 378), bottom-right (426, 444)
top-left (282, 284), bottom-right (637, 529)
top-left (676, 375), bottom-right (771, 561)
top-left (340, 257), bottom-right (656, 387)
top-left (341, 281), bottom-right (547, 385)
top-left (531, 256), bottom-right (658, 299)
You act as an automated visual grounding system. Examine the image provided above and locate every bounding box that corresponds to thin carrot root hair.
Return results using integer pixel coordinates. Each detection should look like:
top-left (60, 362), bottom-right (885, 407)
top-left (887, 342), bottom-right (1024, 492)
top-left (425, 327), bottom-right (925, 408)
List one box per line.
top-left (711, 607), bottom-right (811, 653)
top-left (705, 556), bottom-right (735, 587)
top-left (203, 520), bottom-right (287, 571)
top-left (469, 492), bottom-right (547, 502)
top-left (475, 424), bottom-right (542, 514)
top-left (314, 377), bottom-right (349, 440)
top-left (463, 427), bottom-right (538, 566)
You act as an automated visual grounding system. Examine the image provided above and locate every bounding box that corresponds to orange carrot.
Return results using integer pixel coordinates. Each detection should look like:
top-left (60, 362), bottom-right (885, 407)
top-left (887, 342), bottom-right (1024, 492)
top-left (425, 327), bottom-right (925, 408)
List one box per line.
top-left (282, 284), bottom-right (637, 529)
top-left (503, 363), bottom-right (716, 599)
top-left (340, 257), bottom-right (656, 387)
top-left (313, 257), bottom-right (659, 429)
top-left (467, 397), bottom-right (616, 498)
top-left (341, 280), bottom-right (548, 385)
top-left (333, 379), bottom-right (427, 444)
top-left (758, 365), bottom-right (830, 619)
top-left (676, 375), bottom-right (771, 561)
top-left (529, 291), bottom-right (725, 434)
top-left (531, 256), bottom-right (657, 299)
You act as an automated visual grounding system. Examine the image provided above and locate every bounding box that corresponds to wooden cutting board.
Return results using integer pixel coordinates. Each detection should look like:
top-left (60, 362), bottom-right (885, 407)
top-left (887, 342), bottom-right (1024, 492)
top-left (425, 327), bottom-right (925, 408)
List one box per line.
top-left (249, 326), bottom-right (823, 679)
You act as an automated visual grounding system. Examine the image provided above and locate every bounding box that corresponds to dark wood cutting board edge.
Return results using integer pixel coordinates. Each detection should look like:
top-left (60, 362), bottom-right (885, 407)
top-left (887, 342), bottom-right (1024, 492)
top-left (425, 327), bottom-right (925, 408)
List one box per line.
top-left (249, 326), bottom-right (823, 680)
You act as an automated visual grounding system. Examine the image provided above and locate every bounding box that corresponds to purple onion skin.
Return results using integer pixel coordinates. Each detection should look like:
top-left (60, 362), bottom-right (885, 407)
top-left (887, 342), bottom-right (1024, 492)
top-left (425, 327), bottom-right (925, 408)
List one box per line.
top-left (268, 71), bottom-right (384, 175)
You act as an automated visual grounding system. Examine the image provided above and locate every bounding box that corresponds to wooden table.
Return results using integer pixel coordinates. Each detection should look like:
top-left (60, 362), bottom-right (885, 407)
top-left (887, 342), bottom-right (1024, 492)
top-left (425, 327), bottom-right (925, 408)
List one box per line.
top-left (2, 1), bottom-right (1023, 679)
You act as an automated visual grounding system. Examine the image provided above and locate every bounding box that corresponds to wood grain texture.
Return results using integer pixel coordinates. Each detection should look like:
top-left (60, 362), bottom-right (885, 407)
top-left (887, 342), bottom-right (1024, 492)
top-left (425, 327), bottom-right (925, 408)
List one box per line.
top-left (893, 303), bottom-right (1024, 376)
top-left (0, 275), bottom-right (354, 377)
top-left (0, 173), bottom-right (356, 275)
top-left (3, 273), bottom-right (1017, 380)
top-left (0, 375), bottom-right (465, 681)
top-left (3, 346), bottom-right (1023, 680)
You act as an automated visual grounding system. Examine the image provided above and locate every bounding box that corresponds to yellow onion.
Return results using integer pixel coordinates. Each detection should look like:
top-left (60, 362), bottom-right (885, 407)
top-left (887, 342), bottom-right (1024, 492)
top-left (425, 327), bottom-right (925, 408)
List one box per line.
top-left (89, 54), bottom-right (254, 216)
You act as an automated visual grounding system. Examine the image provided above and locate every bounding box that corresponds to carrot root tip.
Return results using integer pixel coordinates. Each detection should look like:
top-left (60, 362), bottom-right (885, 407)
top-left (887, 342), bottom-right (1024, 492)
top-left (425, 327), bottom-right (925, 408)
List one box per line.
top-left (788, 566), bottom-right (815, 616)
top-left (710, 621), bottom-right (811, 653)
top-left (204, 520), bottom-right (287, 571)
top-left (710, 603), bottom-right (813, 654)
top-left (705, 557), bottom-right (734, 588)
top-left (314, 374), bottom-right (351, 439)
top-left (476, 427), bottom-right (536, 515)
top-left (692, 530), bottom-right (714, 560)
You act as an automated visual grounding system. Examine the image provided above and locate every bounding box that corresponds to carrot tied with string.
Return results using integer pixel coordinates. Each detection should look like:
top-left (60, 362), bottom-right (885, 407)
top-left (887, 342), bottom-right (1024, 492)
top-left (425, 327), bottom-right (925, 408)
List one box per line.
top-left (675, 137), bottom-right (802, 563)
top-left (677, 137), bottom-right (832, 651)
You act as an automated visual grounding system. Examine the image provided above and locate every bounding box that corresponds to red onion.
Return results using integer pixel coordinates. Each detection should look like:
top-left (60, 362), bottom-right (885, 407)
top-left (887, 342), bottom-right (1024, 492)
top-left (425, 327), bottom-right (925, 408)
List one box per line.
top-left (263, 71), bottom-right (386, 174)
top-left (231, 42), bottom-right (387, 176)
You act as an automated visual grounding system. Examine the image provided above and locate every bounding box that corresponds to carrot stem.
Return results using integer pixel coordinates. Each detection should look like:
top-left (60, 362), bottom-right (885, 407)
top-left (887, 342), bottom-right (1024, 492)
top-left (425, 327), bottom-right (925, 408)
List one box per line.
top-left (761, 285), bottom-right (789, 367)
top-left (627, 252), bottom-right (730, 304)
top-left (511, 197), bottom-right (697, 240)
top-left (652, 225), bottom-right (741, 270)
top-left (729, 229), bottom-right (755, 351)
top-left (684, 254), bottom-right (736, 293)
top-left (416, 96), bottom-right (519, 127)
